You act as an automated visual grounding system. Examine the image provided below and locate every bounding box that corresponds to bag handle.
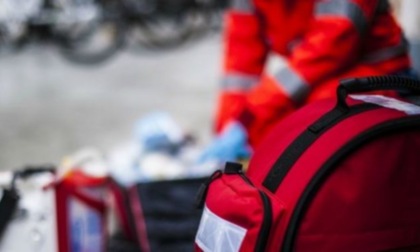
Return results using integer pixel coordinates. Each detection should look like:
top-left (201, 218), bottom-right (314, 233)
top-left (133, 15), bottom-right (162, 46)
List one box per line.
top-left (337, 76), bottom-right (420, 110)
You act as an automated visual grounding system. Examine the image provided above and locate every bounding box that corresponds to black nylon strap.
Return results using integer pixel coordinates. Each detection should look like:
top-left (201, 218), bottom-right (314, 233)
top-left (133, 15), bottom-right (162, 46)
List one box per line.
top-left (282, 115), bottom-right (420, 252)
top-left (262, 103), bottom-right (379, 192)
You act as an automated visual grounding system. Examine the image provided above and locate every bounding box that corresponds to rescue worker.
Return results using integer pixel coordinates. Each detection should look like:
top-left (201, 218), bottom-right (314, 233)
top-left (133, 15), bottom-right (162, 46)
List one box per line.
top-left (199, 0), bottom-right (412, 162)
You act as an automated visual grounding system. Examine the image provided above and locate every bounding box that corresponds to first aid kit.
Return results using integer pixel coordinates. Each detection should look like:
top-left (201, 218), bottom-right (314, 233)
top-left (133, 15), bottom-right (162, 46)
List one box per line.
top-left (53, 149), bottom-right (110, 252)
top-left (195, 76), bottom-right (420, 251)
top-left (54, 169), bottom-right (109, 252)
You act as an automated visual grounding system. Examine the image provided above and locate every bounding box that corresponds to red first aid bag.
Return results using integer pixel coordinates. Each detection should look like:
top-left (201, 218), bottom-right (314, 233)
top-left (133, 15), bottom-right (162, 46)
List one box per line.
top-left (195, 76), bottom-right (420, 252)
top-left (55, 170), bottom-right (108, 252)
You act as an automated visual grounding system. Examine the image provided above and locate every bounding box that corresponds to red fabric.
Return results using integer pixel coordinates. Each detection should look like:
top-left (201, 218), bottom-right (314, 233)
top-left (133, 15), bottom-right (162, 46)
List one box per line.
top-left (237, 75), bottom-right (296, 146)
top-left (63, 169), bottom-right (108, 187)
top-left (238, 66), bottom-right (399, 146)
top-left (215, 91), bottom-right (248, 133)
top-left (55, 172), bottom-right (108, 252)
top-left (217, 0), bottom-right (410, 144)
top-left (285, 0), bottom-right (388, 85)
top-left (109, 180), bottom-right (136, 241)
top-left (200, 92), bottom-right (420, 251)
top-left (215, 9), bottom-right (267, 132)
top-left (223, 11), bottom-right (267, 76)
top-left (306, 64), bottom-right (399, 103)
top-left (247, 98), bottom-right (343, 183)
top-left (204, 174), bottom-right (284, 251)
top-left (223, 0), bottom-right (408, 80)
top-left (55, 182), bottom-right (70, 252)
top-left (247, 98), bottom-right (420, 251)
top-left (296, 131), bottom-right (420, 251)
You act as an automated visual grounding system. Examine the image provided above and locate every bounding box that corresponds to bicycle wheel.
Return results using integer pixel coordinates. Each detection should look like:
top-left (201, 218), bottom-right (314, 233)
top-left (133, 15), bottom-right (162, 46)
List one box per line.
top-left (128, 0), bottom-right (210, 50)
top-left (56, 0), bottom-right (125, 65)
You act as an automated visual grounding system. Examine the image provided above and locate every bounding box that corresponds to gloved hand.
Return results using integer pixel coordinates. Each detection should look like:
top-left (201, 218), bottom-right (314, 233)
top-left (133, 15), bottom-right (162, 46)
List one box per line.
top-left (198, 121), bottom-right (252, 163)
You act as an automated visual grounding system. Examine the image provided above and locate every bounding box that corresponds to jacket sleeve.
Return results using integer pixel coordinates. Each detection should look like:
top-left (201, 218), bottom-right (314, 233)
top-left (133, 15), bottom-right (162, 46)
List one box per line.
top-left (288, 0), bottom-right (387, 90)
top-left (238, 0), bottom-right (383, 145)
top-left (223, 0), bottom-right (268, 83)
top-left (283, 0), bottom-right (382, 98)
top-left (215, 0), bottom-right (268, 132)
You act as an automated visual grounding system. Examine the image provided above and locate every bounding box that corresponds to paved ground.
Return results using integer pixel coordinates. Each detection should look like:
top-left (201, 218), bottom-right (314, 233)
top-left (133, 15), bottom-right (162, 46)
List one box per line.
top-left (0, 34), bottom-right (221, 170)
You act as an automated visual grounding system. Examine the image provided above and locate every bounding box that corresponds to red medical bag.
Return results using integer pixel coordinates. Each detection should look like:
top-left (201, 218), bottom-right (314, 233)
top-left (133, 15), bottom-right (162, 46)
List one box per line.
top-left (195, 76), bottom-right (420, 251)
top-left (55, 170), bottom-right (108, 252)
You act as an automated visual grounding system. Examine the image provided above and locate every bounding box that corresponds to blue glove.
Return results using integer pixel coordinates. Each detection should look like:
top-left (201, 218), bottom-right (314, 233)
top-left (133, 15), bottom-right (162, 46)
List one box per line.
top-left (135, 112), bottom-right (185, 151)
top-left (198, 121), bottom-right (252, 163)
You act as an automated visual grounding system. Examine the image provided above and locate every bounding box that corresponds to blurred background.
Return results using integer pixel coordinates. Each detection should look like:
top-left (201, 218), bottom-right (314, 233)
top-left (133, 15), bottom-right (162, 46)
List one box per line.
top-left (0, 0), bottom-right (414, 170)
top-left (0, 0), bottom-right (229, 170)
top-left (1, 1), bottom-right (420, 251)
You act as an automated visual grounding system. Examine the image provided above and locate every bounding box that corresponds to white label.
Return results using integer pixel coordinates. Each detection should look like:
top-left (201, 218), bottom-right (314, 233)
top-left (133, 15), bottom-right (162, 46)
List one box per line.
top-left (195, 205), bottom-right (247, 252)
top-left (350, 94), bottom-right (420, 115)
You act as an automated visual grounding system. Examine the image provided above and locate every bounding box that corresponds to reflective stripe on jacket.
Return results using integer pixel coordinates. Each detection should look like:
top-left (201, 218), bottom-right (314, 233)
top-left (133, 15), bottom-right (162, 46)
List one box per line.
top-left (216, 0), bottom-right (410, 143)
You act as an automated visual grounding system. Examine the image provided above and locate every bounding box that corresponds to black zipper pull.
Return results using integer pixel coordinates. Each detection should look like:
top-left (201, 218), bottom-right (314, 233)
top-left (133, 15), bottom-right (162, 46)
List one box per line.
top-left (224, 162), bottom-right (255, 185)
top-left (224, 162), bottom-right (243, 174)
top-left (195, 170), bottom-right (222, 209)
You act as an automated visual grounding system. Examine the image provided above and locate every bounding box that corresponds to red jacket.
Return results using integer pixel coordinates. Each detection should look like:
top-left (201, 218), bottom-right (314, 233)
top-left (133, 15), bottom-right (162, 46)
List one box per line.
top-left (215, 0), bottom-right (410, 146)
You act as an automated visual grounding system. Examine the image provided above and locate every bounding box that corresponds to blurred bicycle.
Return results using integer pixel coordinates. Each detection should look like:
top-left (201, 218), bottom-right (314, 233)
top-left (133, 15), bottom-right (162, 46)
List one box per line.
top-left (0, 0), bottom-right (229, 64)
top-left (0, 0), bottom-right (124, 64)
top-left (118, 0), bottom-right (212, 50)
